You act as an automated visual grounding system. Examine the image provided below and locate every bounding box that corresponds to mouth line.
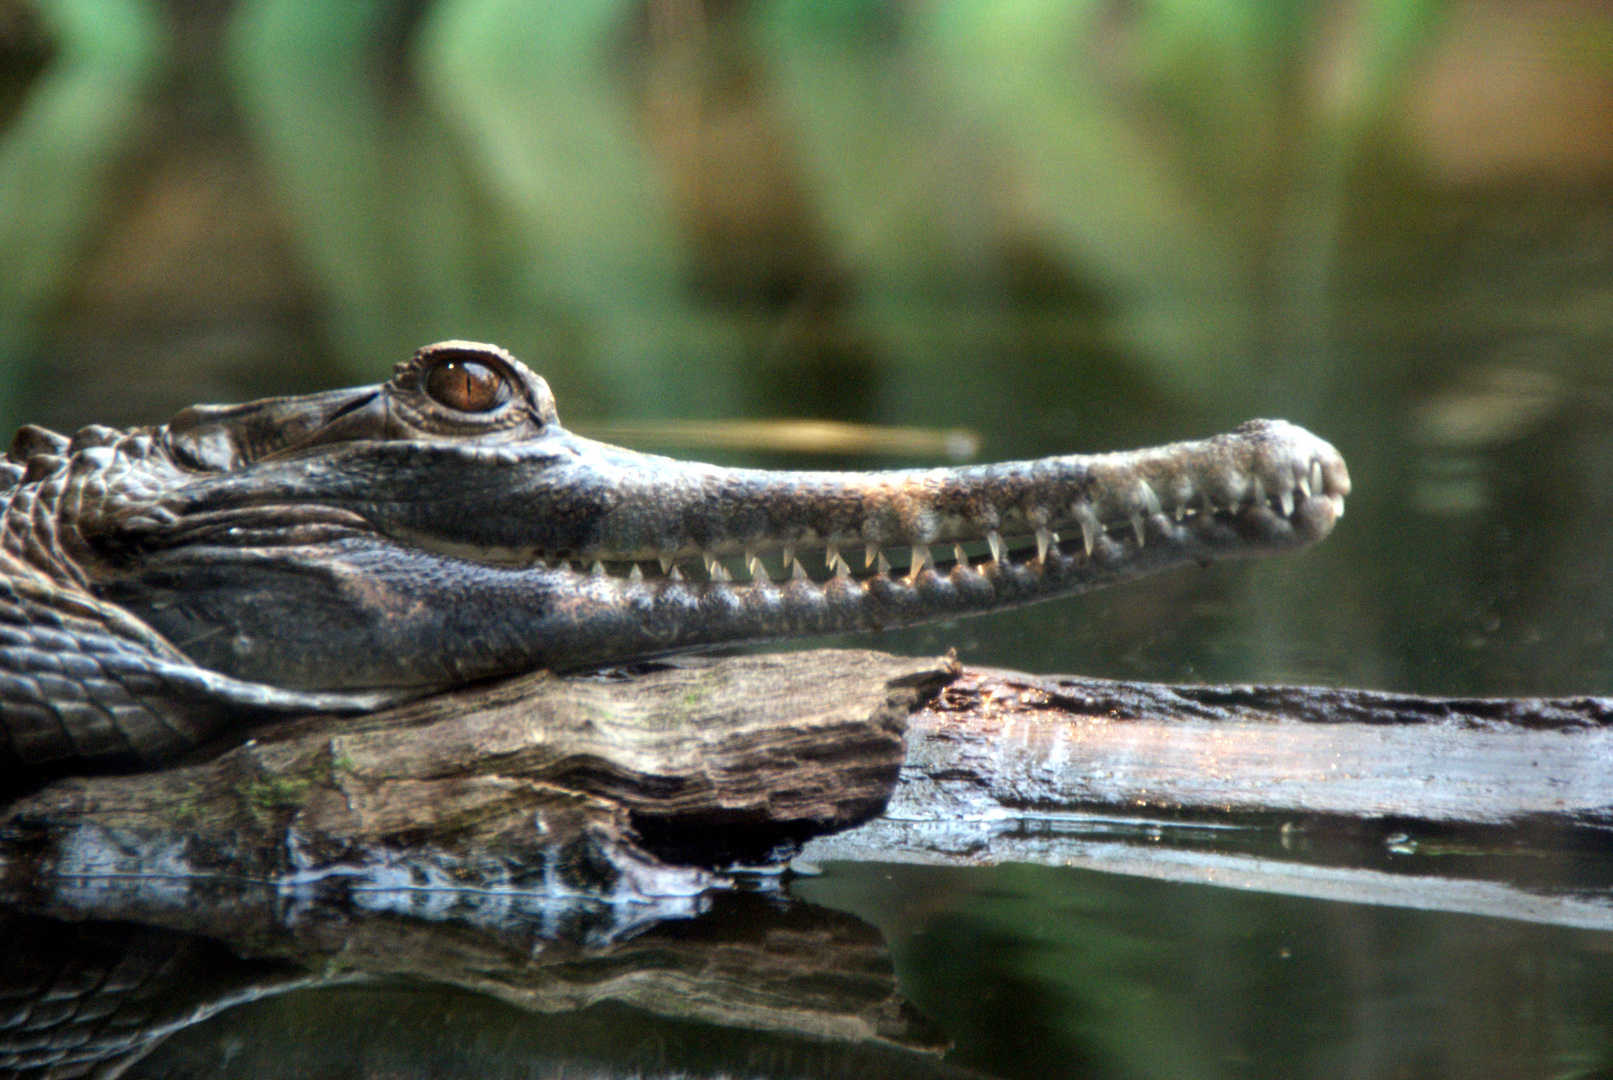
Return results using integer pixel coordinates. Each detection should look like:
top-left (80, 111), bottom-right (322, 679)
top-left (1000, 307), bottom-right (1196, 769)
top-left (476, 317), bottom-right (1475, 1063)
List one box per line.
top-left (479, 488), bottom-right (1344, 587)
top-left (372, 421), bottom-right (1348, 593)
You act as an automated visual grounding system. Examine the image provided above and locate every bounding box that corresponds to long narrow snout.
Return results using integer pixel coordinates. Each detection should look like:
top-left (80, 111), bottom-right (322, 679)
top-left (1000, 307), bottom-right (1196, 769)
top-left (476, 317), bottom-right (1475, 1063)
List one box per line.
top-left (463, 418), bottom-right (1349, 670)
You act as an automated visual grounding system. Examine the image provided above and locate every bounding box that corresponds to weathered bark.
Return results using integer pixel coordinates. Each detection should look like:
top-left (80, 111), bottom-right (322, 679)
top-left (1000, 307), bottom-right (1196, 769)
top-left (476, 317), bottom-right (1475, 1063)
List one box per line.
top-left (0, 651), bottom-right (957, 895)
top-left (799, 666), bottom-right (1613, 931)
top-left (0, 651), bottom-right (967, 1075)
top-left (898, 666), bottom-right (1613, 825)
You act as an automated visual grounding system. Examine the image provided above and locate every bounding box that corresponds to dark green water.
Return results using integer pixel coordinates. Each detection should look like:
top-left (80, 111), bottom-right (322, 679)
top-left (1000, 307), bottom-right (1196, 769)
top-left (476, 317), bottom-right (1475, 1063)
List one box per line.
top-left (801, 862), bottom-right (1613, 1080)
top-left (3, 1), bottom-right (1613, 1076)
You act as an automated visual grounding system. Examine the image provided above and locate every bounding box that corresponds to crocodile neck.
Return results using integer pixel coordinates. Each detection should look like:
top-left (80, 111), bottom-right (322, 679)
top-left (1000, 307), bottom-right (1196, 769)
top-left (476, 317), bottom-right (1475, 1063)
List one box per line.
top-left (0, 341), bottom-right (1348, 777)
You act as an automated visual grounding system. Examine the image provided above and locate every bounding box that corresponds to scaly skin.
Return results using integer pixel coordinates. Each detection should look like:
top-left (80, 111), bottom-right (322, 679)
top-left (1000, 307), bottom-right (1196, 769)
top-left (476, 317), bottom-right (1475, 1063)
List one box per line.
top-left (0, 342), bottom-right (1349, 778)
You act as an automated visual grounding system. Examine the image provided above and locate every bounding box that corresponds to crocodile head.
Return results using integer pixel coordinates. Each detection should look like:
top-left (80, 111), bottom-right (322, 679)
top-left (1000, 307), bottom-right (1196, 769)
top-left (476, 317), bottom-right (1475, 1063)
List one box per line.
top-left (42, 341), bottom-right (1350, 698)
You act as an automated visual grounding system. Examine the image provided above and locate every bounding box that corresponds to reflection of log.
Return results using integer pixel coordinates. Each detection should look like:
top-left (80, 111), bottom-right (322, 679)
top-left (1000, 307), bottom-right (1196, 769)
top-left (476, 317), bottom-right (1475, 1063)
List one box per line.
top-left (292, 891), bottom-right (947, 1049)
top-left (0, 652), bottom-right (955, 892)
top-left (0, 892), bottom-right (968, 1076)
top-left (800, 666), bottom-right (1613, 930)
top-left (133, 985), bottom-right (992, 1079)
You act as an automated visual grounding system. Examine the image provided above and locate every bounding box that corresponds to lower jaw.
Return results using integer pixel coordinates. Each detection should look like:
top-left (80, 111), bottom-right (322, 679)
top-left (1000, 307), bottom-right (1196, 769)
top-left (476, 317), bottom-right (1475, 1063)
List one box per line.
top-left (526, 508), bottom-right (1324, 674)
top-left (539, 505), bottom-right (1314, 594)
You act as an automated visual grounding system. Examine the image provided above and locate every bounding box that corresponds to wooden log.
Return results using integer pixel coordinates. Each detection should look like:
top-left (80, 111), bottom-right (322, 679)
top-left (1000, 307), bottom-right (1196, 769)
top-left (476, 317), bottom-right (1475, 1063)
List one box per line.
top-left (0, 651), bottom-right (957, 894)
top-left (894, 666), bottom-right (1613, 825)
top-left (799, 665), bottom-right (1613, 930)
top-left (8, 649), bottom-right (1612, 927)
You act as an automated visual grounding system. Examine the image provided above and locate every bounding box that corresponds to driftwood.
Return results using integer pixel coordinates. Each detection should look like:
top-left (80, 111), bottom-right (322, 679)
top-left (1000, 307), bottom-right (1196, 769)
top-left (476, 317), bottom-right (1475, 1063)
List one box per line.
top-left (0, 651), bottom-right (954, 896)
top-left (800, 665), bottom-right (1613, 931)
top-left (889, 666), bottom-right (1613, 825)
top-left (5, 649), bottom-right (1612, 922)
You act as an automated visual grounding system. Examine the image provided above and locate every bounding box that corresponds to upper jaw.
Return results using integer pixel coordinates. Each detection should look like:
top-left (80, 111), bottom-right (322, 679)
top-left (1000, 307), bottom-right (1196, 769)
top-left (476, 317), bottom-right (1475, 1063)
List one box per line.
top-left (372, 418), bottom-right (1349, 589)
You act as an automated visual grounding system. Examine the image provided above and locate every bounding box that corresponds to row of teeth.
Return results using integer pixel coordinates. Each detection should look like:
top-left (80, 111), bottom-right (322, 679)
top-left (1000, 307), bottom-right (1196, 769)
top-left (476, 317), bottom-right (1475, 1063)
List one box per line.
top-left (550, 466), bottom-right (1343, 584)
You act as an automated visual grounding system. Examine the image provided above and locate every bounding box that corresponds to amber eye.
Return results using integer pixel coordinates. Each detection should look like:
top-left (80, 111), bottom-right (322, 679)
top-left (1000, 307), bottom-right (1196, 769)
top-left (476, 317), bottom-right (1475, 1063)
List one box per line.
top-left (424, 355), bottom-right (509, 413)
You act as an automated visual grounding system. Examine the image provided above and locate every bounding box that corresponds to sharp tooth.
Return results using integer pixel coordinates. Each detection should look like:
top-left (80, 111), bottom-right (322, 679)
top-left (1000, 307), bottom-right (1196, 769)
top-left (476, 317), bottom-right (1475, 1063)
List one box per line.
top-left (1331, 494), bottom-right (1346, 518)
top-left (628, 563), bottom-right (644, 581)
top-left (986, 530), bottom-right (1004, 563)
top-left (712, 561), bottom-right (732, 581)
top-left (825, 542), bottom-right (840, 570)
top-left (1174, 503), bottom-right (1186, 522)
top-left (590, 560), bottom-right (606, 577)
top-left (1296, 473), bottom-right (1311, 499)
top-left (909, 545), bottom-right (932, 579)
top-left (1075, 506), bottom-right (1099, 555)
top-left (1280, 487), bottom-right (1294, 517)
top-left (670, 564), bottom-right (684, 581)
top-left (1130, 514), bottom-right (1146, 547)
top-left (703, 552), bottom-right (718, 575)
top-left (1035, 525), bottom-right (1052, 563)
top-left (659, 552), bottom-right (674, 573)
top-left (791, 558), bottom-right (808, 580)
top-left (1253, 476), bottom-right (1267, 510)
top-left (876, 551), bottom-right (891, 575)
top-left (782, 544), bottom-right (794, 569)
top-left (1138, 480), bottom-right (1161, 515)
top-left (748, 552), bottom-right (771, 581)
top-left (953, 543), bottom-right (970, 568)
top-left (866, 543), bottom-right (879, 569)
top-left (834, 553), bottom-right (851, 577)
top-left (1311, 460), bottom-right (1324, 495)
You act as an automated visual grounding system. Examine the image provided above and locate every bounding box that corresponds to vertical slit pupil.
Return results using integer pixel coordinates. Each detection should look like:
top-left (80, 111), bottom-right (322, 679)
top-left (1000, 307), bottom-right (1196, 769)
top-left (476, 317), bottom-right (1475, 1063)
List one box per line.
top-left (426, 357), bottom-right (506, 412)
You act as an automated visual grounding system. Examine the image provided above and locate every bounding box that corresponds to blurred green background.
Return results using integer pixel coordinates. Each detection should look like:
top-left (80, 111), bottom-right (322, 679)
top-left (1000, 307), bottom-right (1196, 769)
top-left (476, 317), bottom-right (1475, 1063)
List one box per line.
top-left (2, 0), bottom-right (1612, 693)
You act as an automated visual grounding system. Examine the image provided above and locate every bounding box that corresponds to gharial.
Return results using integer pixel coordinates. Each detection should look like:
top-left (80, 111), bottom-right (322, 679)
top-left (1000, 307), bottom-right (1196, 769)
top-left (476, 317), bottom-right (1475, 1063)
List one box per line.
top-left (0, 341), bottom-right (1349, 782)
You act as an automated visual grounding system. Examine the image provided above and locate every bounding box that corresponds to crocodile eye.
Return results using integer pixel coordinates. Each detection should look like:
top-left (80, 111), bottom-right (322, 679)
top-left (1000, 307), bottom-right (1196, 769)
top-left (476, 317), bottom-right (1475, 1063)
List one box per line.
top-left (424, 354), bottom-right (509, 413)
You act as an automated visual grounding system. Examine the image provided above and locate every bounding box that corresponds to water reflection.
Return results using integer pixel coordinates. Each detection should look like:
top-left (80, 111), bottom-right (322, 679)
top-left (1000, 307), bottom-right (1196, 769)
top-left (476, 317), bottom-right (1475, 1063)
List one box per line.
top-left (801, 862), bottom-right (1613, 1080)
top-left (130, 987), bottom-right (981, 1080)
top-left (0, 885), bottom-right (967, 1079)
top-left (6, 853), bottom-right (1613, 1080)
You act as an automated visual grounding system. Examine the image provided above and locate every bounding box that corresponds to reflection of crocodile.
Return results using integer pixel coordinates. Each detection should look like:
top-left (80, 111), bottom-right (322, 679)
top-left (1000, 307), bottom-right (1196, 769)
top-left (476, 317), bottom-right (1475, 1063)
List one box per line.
top-left (0, 892), bottom-right (972, 1078)
top-left (0, 342), bottom-right (1348, 778)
